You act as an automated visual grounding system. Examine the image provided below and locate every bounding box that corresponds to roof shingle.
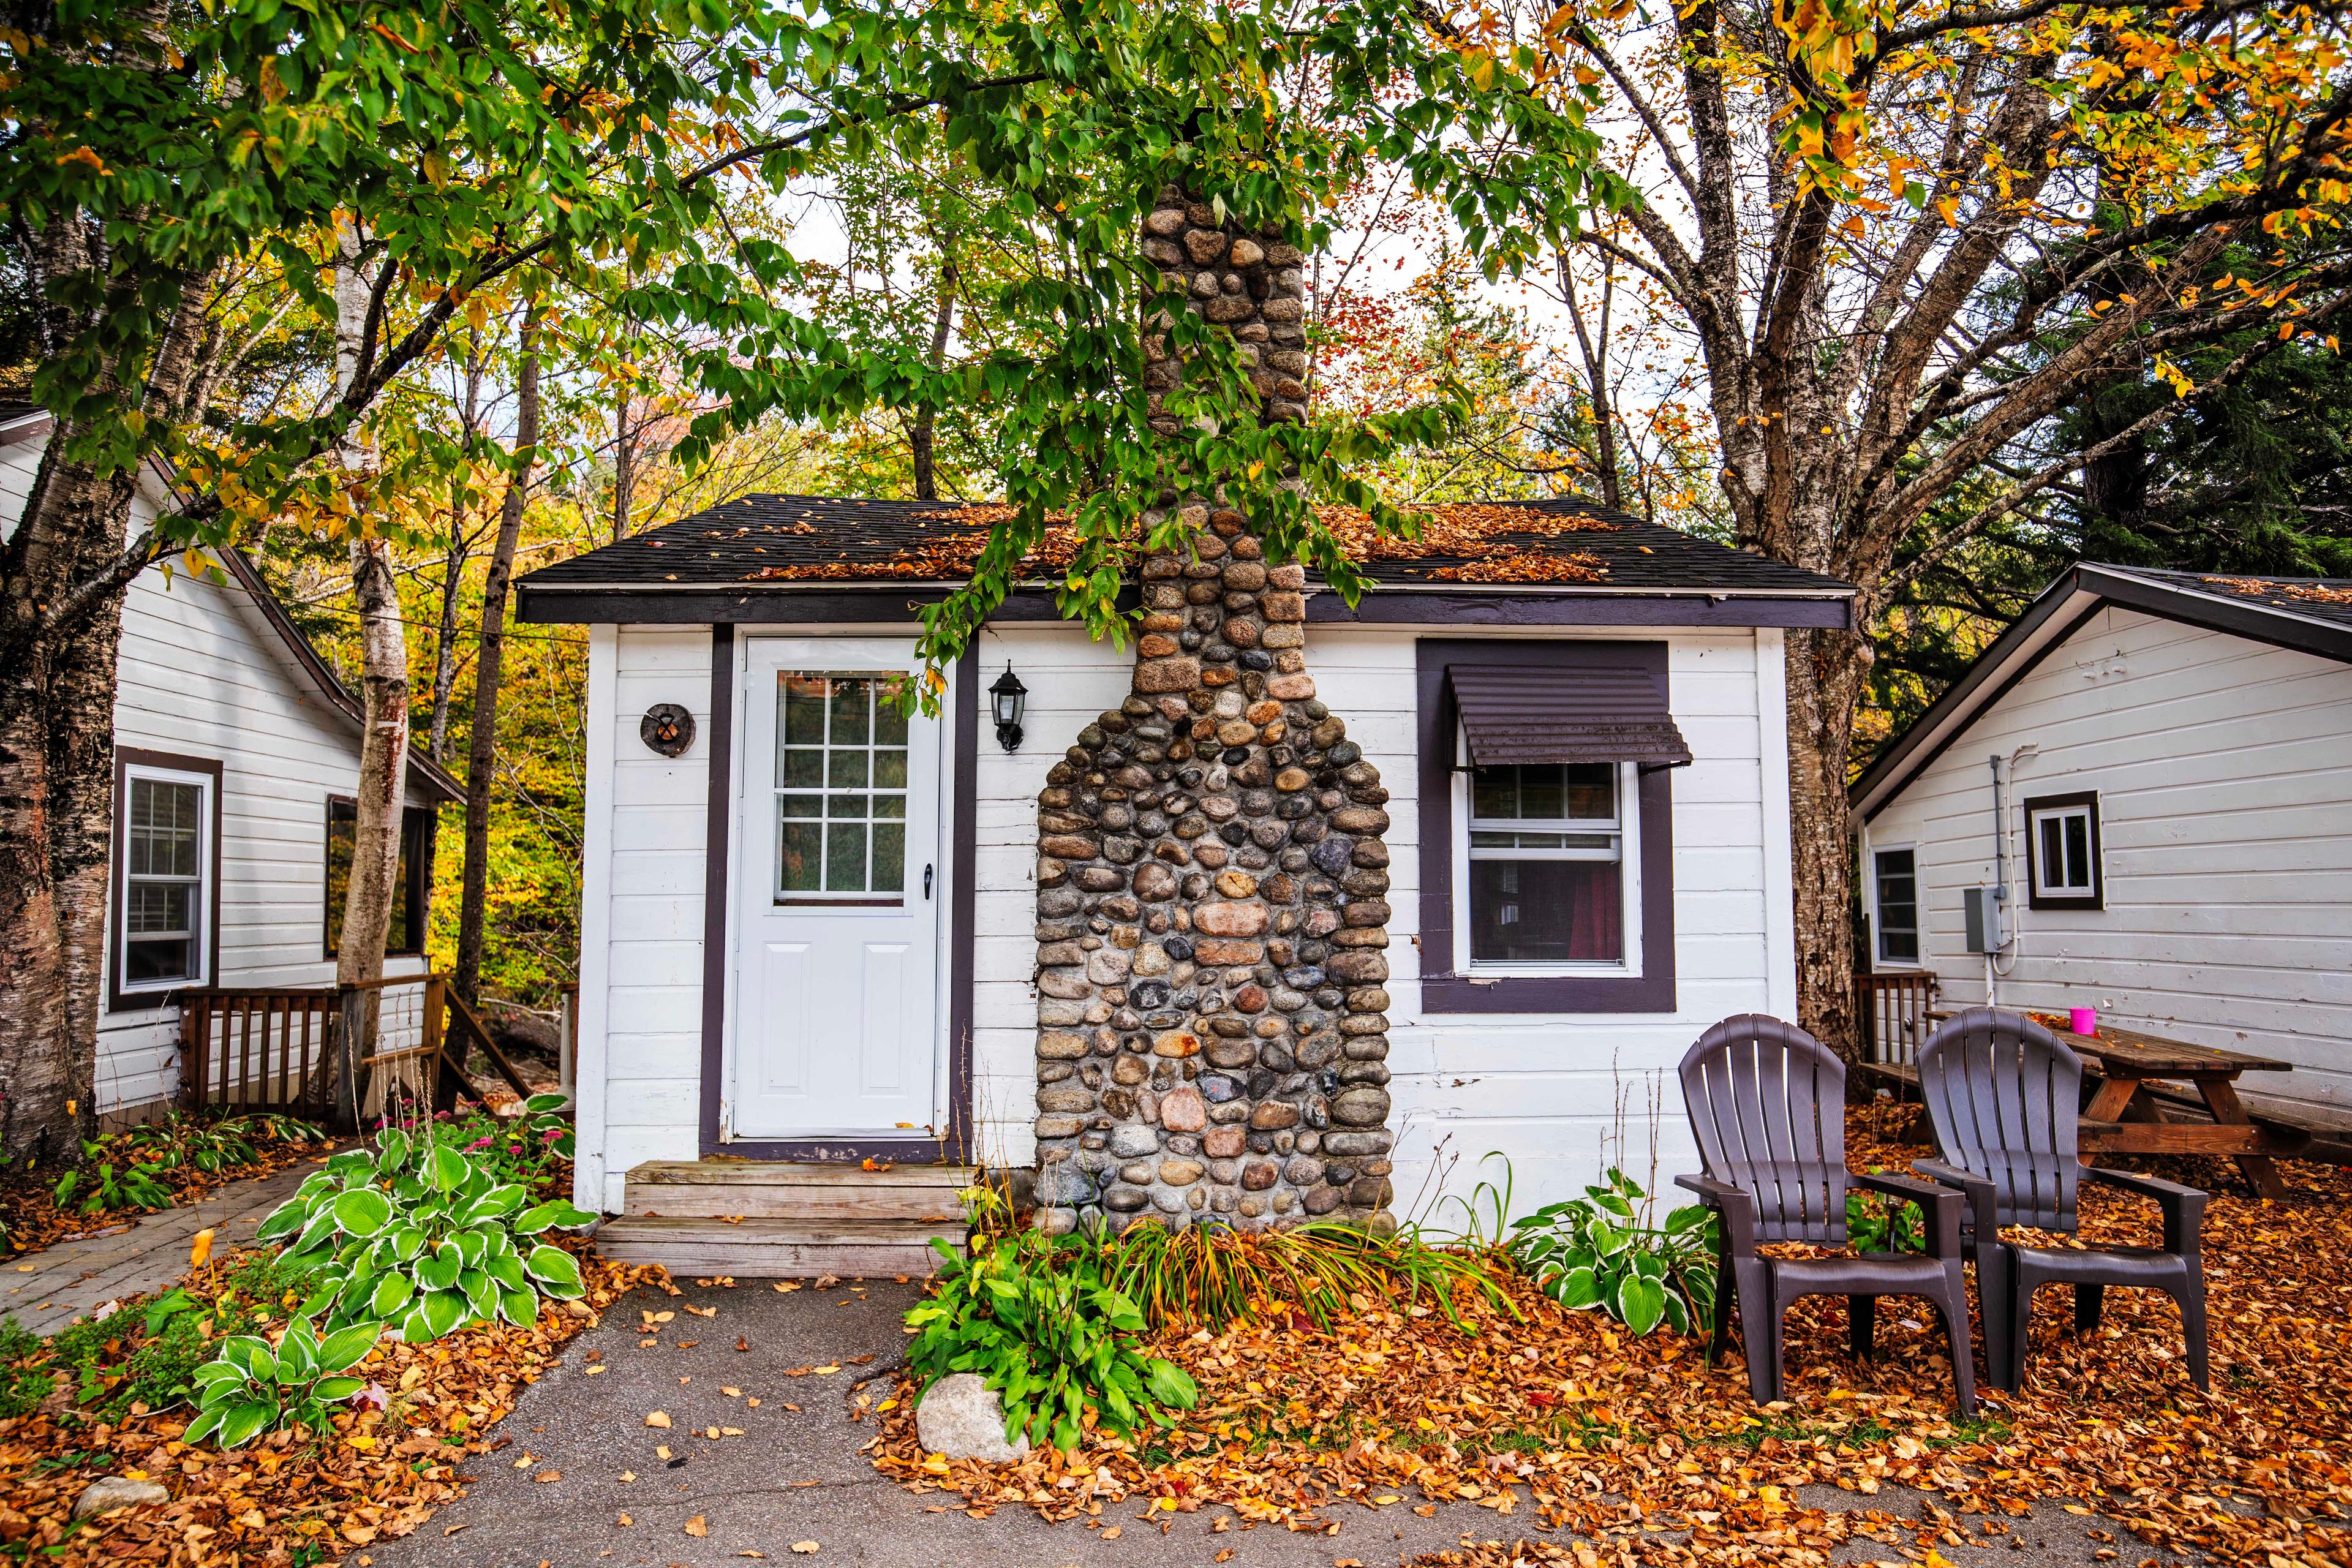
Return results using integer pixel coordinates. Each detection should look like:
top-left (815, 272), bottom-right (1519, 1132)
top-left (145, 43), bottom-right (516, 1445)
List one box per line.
top-left (519, 493), bottom-right (1852, 598)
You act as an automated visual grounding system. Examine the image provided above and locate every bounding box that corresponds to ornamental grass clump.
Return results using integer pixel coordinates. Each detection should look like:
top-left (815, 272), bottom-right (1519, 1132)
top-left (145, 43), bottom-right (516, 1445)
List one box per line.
top-left (1096, 1219), bottom-right (1513, 1333)
top-left (254, 1115), bottom-right (595, 1343)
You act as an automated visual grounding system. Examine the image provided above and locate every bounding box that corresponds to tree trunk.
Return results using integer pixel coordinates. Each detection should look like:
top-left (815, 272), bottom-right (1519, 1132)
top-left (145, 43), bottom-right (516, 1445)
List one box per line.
top-left (455, 303), bottom-right (543, 1008)
top-left (911, 231), bottom-right (959, 502)
top-left (426, 524), bottom-right (467, 761)
top-left (1785, 622), bottom-right (1874, 1060)
top-left (323, 231), bottom-right (409, 1129)
top-left (612, 393), bottom-right (637, 543)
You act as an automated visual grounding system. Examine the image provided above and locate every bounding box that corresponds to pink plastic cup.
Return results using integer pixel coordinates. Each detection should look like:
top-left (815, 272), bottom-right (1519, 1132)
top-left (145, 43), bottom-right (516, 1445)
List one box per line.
top-left (2068, 1006), bottom-right (2098, 1037)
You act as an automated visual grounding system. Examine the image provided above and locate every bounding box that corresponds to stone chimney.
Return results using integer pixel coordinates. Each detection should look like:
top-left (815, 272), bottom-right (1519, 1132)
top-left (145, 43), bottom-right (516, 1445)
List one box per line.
top-left (1030, 190), bottom-right (1396, 1236)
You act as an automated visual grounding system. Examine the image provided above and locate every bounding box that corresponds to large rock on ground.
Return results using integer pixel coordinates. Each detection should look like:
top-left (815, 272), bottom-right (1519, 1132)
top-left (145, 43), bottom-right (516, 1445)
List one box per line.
top-left (914, 1372), bottom-right (1031, 1463)
top-left (73, 1478), bottom-right (170, 1520)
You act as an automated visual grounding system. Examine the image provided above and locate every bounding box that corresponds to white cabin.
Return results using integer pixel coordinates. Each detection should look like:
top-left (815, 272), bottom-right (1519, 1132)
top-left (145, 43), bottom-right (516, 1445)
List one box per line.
top-left (1, 409), bottom-right (460, 1124)
top-left (520, 494), bottom-right (1855, 1268)
top-left (1852, 564), bottom-right (2352, 1127)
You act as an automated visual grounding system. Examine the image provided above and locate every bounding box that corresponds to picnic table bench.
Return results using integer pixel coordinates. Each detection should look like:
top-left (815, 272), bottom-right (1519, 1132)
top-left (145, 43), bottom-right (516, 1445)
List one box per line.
top-left (1926, 1012), bottom-right (2302, 1199)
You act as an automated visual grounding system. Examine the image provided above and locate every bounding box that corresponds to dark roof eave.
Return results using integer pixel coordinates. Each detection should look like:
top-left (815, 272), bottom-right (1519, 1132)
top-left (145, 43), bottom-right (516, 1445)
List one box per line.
top-left (516, 577), bottom-right (1855, 631)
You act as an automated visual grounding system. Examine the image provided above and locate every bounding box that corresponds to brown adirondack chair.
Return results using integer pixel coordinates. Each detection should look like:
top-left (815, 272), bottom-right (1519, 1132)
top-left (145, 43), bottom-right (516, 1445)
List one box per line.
top-left (1677, 1015), bottom-right (1977, 1415)
top-left (1915, 1008), bottom-right (2209, 1392)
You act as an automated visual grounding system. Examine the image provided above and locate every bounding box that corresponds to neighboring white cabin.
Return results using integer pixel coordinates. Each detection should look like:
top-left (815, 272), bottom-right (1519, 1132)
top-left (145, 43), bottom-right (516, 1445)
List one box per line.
top-left (0, 412), bottom-right (459, 1120)
top-left (521, 495), bottom-right (1853, 1233)
top-left (1853, 564), bottom-right (2352, 1127)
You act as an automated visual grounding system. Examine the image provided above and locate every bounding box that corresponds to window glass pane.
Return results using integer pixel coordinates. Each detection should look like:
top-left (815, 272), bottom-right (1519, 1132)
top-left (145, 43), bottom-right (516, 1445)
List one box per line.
top-left (1564, 764), bottom-right (1615, 819)
top-left (827, 793), bottom-right (869, 820)
top-left (2038, 815), bottom-right (2064, 888)
top-left (2064, 813), bottom-right (2090, 888)
top-left (873, 693), bottom-right (909, 747)
top-left (780, 794), bottom-right (821, 819)
top-left (779, 818), bottom-right (823, 892)
top-left (829, 680), bottom-right (871, 746)
top-left (128, 779), bottom-right (201, 877)
top-left (126, 936), bottom-right (193, 984)
top-left (323, 800), bottom-right (418, 956)
top-left (1874, 848), bottom-right (1918, 963)
top-left (780, 747), bottom-right (824, 788)
top-left (826, 822), bottom-right (868, 890)
top-left (873, 748), bottom-right (908, 790)
top-left (872, 823), bottom-right (905, 892)
top-left (828, 748), bottom-right (870, 788)
top-left (783, 676), bottom-right (829, 747)
top-left (1470, 763), bottom-right (1616, 824)
top-left (128, 882), bottom-right (192, 935)
top-left (1468, 859), bottom-right (1623, 962)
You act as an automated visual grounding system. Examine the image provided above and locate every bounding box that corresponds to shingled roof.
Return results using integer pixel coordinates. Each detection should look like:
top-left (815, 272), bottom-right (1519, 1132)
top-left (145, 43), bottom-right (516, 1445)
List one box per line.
top-left (519, 493), bottom-right (1852, 624)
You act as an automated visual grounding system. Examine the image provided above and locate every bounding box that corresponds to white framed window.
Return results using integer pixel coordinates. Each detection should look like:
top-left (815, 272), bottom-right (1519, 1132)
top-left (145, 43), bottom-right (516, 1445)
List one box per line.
top-left (117, 761), bottom-right (216, 998)
top-left (1871, 844), bottom-right (1921, 967)
top-left (1452, 741), bottom-right (1642, 974)
top-left (2024, 791), bottom-right (2103, 908)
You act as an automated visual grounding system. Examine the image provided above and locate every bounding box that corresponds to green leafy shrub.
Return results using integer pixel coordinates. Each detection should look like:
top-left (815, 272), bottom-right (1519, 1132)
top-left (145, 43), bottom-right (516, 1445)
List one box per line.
top-left (434, 1094), bottom-right (575, 1191)
top-left (185, 1316), bottom-right (382, 1449)
top-left (257, 1121), bottom-right (594, 1343)
top-left (1508, 1168), bottom-right (1719, 1336)
top-left (907, 1237), bottom-right (1198, 1452)
top-left (51, 1145), bottom-right (175, 1215)
top-left (0, 1319), bottom-right (51, 1420)
top-left (1845, 1183), bottom-right (1925, 1253)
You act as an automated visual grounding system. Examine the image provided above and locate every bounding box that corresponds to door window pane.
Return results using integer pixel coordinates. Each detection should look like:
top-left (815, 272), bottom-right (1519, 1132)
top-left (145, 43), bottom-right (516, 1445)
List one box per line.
top-left (325, 799), bottom-right (429, 956)
top-left (774, 671), bottom-right (914, 900)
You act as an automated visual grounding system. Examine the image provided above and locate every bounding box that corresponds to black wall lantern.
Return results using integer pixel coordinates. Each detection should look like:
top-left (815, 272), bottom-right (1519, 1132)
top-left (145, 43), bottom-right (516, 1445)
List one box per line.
top-left (989, 663), bottom-right (1028, 753)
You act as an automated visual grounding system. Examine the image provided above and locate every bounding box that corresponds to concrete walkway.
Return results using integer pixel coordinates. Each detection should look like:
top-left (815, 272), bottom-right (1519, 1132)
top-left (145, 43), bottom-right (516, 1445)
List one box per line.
top-left (370, 1277), bottom-right (2203, 1568)
top-left (1, 1156), bottom-right (330, 1336)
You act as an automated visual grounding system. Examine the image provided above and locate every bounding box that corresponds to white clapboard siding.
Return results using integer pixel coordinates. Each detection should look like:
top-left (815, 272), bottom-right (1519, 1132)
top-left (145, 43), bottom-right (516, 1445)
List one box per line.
top-left (1, 435), bottom-right (437, 1115)
top-left (580, 617), bottom-right (1796, 1217)
top-left (1862, 603), bottom-right (2352, 1121)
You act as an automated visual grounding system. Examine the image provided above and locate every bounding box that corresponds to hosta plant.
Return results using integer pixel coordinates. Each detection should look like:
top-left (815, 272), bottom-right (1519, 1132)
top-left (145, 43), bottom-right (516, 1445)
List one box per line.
top-left (907, 1237), bottom-right (1197, 1452)
top-left (255, 1123), bottom-right (595, 1344)
top-left (1508, 1167), bottom-right (1720, 1336)
top-left (185, 1316), bottom-right (382, 1449)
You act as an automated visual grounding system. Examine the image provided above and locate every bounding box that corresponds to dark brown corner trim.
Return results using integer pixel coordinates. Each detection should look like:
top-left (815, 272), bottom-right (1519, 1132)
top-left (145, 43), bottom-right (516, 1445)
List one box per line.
top-left (1414, 639), bottom-right (1678, 1014)
top-left (696, 637), bottom-right (979, 1163)
top-left (108, 748), bottom-right (224, 1015)
top-left (2021, 789), bottom-right (2105, 911)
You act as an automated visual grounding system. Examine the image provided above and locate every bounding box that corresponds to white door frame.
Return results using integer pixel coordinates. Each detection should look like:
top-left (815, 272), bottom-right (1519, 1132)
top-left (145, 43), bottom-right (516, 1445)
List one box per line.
top-left (719, 635), bottom-right (957, 1149)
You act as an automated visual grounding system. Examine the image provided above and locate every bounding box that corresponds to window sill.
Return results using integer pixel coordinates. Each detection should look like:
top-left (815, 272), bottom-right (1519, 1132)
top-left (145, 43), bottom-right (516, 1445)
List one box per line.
top-left (1423, 970), bottom-right (1676, 1015)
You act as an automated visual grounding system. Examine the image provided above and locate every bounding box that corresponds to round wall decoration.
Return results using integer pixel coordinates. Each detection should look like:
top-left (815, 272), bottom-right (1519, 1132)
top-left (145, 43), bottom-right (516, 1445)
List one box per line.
top-left (640, 703), bottom-right (696, 758)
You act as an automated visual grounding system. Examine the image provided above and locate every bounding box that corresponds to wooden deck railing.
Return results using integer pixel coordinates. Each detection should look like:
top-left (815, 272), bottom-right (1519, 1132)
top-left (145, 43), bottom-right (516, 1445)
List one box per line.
top-left (178, 973), bottom-right (538, 1125)
top-left (1855, 972), bottom-right (1940, 1069)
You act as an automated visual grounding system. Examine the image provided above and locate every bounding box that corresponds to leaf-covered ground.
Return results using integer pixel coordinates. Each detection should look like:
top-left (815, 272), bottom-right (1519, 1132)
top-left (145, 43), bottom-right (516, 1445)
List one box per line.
top-left (873, 1109), bottom-right (2352, 1568)
top-left (0, 1243), bottom-right (663, 1564)
top-left (1, 1125), bottom-right (335, 1261)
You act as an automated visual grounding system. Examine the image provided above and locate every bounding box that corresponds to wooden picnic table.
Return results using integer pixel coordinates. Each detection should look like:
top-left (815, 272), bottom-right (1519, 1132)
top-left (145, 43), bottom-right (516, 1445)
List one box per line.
top-left (1929, 1012), bottom-right (2301, 1199)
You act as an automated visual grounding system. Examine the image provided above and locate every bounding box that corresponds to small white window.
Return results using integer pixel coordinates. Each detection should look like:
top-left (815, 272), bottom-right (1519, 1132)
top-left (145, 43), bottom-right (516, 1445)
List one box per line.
top-left (2024, 792), bottom-right (2103, 908)
top-left (1871, 846), bottom-right (1920, 966)
top-left (119, 764), bottom-right (213, 995)
top-left (1455, 746), bottom-right (1640, 972)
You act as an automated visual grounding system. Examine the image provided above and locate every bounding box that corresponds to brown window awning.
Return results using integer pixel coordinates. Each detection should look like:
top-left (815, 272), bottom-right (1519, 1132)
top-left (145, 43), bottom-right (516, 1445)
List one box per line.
top-left (1447, 663), bottom-right (1694, 768)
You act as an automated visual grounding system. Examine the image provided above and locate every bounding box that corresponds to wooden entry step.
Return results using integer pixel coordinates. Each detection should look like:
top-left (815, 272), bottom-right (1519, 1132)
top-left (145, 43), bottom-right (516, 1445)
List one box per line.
top-left (593, 1161), bottom-right (976, 1278)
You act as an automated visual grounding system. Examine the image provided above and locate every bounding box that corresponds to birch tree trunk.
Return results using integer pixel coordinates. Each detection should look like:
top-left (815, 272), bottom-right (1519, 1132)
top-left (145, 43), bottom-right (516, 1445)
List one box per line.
top-left (0, 204), bottom-right (216, 1159)
top-left (454, 302), bottom-right (543, 1008)
top-left (326, 228), bottom-right (410, 1129)
top-left (911, 230), bottom-right (959, 502)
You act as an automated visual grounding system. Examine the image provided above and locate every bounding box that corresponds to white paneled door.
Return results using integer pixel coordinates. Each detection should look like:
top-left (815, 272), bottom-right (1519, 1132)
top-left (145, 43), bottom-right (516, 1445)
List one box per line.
top-left (731, 640), bottom-right (945, 1140)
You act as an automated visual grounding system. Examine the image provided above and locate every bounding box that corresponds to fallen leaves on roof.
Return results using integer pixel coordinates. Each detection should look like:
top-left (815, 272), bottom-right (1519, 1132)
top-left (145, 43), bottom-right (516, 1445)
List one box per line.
top-left (875, 1104), bottom-right (2352, 1568)
top-left (2202, 575), bottom-right (2352, 605)
top-left (728, 501), bottom-right (1616, 585)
